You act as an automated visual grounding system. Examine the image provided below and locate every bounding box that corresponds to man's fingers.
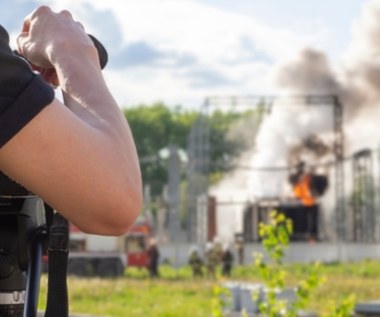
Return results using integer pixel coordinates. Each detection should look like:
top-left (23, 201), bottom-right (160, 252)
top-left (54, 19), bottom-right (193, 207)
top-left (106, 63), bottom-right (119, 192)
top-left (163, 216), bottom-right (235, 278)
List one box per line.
top-left (59, 9), bottom-right (73, 19)
top-left (21, 6), bottom-right (49, 32)
top-left (21, 18), bottom-right (30, 33)
top-left (40, 68), bottom-right (60, 87)
top-left (16, 32), bottom-right (28, 55)
top-left (76, 21), bottom-right (85, 31)
top-left (31, 5), bottom-right (53, 18)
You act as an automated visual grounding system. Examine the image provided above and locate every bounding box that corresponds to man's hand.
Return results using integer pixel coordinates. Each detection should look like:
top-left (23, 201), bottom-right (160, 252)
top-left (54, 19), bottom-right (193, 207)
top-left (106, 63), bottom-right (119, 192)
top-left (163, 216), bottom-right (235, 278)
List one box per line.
top-left (17, 6), bottom-right (98, 86)
top-left (0, 6), bottom-right (143, 236)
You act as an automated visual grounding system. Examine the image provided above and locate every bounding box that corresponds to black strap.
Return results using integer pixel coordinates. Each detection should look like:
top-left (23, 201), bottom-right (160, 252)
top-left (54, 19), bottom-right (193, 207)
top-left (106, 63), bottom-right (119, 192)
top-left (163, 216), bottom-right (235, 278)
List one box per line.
top-left (44, 203), bottom-right (54, 241)
top-left (44, 212), bottom-right (69, 317)
top-left (17, 206), bottom-right (29, 271)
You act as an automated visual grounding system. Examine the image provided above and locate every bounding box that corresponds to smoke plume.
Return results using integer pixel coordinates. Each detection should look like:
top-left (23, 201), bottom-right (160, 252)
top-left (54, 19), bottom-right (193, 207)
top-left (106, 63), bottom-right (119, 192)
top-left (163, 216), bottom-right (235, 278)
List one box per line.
top-left (210, 1), bottom-right (380, 241)
top-left (270, 0), bottom-right (380, 159)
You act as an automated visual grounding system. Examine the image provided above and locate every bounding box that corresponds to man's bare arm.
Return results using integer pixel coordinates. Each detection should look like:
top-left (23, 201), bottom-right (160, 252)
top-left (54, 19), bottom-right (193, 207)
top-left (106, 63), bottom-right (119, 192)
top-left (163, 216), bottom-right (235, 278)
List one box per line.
top-left (0, 6), bottom-right (143, 235)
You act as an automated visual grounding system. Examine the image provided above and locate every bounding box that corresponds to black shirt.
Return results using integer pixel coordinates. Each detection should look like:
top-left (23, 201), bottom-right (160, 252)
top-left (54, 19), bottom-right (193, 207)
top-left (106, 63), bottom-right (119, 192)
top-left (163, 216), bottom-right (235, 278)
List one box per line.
top-left (0, 25), bottom-right (55, 195)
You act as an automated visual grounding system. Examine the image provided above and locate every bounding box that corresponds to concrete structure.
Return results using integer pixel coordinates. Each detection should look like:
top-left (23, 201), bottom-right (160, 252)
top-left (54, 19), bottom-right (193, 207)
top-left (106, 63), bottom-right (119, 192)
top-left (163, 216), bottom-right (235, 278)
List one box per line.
top-left (158, 241), bottom-right (380, 267)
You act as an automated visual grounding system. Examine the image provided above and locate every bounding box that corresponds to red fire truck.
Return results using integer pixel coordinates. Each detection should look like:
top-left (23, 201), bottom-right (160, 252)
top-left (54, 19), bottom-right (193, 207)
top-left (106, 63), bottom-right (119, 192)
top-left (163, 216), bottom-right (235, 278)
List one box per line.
top-left (67, 216), bottom-right (152, 277)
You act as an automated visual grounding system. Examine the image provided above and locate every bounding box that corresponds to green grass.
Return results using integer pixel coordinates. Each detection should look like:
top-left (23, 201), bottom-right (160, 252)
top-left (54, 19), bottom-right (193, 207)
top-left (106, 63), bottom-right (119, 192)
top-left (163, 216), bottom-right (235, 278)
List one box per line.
top-left (37, 261), bottom-right (380, 316)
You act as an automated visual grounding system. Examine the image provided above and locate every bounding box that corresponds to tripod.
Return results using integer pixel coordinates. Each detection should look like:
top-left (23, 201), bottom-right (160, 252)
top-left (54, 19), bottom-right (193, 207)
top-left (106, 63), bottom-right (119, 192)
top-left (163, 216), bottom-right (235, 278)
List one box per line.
top-left (0, 194), bottom-right (69, 317)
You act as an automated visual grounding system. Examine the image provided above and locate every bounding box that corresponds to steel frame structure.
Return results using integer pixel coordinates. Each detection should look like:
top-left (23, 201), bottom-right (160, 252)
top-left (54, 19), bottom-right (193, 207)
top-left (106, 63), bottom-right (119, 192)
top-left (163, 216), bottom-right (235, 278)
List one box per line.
top-left (352, 149), bottom-right (376, 242)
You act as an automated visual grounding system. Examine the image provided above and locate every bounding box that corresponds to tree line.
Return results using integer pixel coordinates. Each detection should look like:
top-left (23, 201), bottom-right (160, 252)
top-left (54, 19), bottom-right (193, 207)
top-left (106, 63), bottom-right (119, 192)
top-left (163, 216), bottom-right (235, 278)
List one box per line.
top-left (123, 102), bottom-right (261, 198)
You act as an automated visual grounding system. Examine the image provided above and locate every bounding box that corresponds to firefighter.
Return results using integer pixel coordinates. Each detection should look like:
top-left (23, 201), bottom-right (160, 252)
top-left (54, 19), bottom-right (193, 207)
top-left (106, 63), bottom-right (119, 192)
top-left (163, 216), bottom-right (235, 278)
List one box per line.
top-left (188, 247), bottom-right (203, 278)
top-left (221, 245), bottom-right (234, 277)
top-left (205, 243), bottom-right (219, 279)
top-left (147, 238), bottom-right (160, 278)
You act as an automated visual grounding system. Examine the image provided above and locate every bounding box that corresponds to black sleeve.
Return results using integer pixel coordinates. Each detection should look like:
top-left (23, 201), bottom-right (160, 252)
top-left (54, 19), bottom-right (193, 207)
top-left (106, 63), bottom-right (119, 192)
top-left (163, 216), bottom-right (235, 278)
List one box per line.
top-left (0, 24), bottom-right (55, 148)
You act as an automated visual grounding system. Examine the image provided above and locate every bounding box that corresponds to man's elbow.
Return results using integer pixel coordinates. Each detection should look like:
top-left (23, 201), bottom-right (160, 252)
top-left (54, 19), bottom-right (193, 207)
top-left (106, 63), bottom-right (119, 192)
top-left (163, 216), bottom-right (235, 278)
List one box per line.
top-left (80, 186), bottom-right (143, 236)
top-left (109, 196), bottom-right (143, 236)
top-left (109, 186), bottom-right (143, 236)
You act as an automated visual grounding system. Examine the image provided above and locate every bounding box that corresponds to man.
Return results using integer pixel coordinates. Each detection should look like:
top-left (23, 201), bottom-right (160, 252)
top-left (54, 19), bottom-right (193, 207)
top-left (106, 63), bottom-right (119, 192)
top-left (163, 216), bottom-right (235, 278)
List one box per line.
top-left (205, 242), bottom-right (218, 279)
top-left (0, 6), bottom-right (142, 235)
top-left (221, 245), bottom-right (234, 277)
top-left (188, 246), bottom-right (203, 278)
top-left (147, 238), bottom-right (160, 278)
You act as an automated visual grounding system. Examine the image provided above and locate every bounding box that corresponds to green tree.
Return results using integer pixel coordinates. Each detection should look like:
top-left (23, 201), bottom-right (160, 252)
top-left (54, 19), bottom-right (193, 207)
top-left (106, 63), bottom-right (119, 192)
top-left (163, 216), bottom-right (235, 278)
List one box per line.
top-left (207, 109), bottom-right (259, 184)
top-left (123, 103), bottom-right (198, 196)
top-left (123, 103), bottom-right (258, 196)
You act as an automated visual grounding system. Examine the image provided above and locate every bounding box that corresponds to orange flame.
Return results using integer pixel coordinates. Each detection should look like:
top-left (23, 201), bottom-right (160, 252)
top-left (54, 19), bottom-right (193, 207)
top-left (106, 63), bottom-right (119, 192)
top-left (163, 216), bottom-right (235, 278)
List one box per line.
top-left (293, 174), bottom-right (315, 206)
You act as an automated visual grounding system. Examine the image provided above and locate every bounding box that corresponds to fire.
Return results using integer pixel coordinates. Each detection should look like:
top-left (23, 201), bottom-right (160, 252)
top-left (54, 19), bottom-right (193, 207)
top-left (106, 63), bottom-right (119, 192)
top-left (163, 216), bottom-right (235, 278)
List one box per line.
top-left (293, 173), bottom-right (315, 206)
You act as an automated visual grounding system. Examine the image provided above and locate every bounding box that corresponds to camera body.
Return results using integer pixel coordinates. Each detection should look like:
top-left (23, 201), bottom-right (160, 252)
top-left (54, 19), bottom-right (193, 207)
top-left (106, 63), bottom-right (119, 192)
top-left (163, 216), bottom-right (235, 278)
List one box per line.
top-left (0, 197), bottom-right (27, 317)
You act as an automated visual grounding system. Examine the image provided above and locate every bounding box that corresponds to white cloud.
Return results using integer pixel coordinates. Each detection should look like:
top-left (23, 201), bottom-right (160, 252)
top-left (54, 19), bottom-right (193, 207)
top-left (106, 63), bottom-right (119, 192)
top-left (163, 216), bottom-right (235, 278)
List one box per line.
top-left (26, 0), bottom-right (327, 107)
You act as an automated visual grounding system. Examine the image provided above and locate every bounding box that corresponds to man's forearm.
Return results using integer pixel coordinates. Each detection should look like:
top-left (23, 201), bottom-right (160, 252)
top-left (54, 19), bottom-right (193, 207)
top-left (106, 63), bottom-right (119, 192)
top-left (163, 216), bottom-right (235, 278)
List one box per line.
top-left (57, 53), bottom-right (142, 187)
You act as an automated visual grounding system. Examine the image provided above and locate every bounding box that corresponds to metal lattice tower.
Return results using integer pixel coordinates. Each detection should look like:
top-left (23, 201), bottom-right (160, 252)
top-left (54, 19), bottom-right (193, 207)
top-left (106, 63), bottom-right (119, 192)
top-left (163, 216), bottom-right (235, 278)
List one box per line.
top-left (186, 111), bottom-right (210, 242)
top-left (333, 96), bottom-right (345, 242)
top-left (352, 149), bottom-right (376, 242)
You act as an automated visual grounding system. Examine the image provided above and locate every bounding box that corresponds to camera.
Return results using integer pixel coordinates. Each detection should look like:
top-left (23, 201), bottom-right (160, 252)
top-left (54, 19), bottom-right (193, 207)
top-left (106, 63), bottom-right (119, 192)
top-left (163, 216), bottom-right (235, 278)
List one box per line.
top-left (0, 173), bottom-right (70, 317)
top-left (0, 173), bottom-right (47, 317)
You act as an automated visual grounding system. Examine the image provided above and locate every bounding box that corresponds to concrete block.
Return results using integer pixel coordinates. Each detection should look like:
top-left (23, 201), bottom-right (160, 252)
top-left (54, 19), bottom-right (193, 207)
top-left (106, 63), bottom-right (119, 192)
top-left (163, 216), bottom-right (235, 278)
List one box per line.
top-left (355, 301), bottom-right (380, 316)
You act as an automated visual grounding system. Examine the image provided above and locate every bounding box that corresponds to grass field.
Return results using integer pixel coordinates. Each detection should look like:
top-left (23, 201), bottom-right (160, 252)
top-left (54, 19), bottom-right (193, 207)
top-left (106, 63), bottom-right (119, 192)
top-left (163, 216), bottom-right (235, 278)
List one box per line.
top-left (37, 261), bottom-right (380, 316)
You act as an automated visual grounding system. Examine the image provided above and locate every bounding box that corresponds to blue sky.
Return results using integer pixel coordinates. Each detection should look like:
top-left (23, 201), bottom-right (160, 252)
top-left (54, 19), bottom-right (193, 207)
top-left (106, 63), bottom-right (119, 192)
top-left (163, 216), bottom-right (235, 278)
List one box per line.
top-left (202, 0), bottom-right (364, 58)
top-left (0, 0), bottom-right (371, 108)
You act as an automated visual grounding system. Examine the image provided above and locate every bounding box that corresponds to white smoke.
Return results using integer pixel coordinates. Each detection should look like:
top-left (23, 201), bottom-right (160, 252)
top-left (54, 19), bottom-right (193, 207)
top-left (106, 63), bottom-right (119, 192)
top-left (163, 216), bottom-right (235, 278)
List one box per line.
top-left (249, 0), bottom-right (380, 193)
top-left (210, 0), bottom-right (380, 241)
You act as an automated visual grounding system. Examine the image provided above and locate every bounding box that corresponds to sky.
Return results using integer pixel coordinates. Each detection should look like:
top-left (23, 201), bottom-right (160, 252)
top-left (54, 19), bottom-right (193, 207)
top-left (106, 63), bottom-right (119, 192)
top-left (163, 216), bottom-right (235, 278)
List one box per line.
top-left (0, 0), bottom-right (368, 109)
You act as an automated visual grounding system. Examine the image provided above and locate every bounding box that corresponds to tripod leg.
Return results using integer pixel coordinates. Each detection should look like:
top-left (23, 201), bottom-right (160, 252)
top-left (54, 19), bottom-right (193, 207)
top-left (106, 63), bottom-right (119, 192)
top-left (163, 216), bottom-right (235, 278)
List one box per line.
top-left (23, 231), bottom-right (45, 317)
